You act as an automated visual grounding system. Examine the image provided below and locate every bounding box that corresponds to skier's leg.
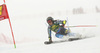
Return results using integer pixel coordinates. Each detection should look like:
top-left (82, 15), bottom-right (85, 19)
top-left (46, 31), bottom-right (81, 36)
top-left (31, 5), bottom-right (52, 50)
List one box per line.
top-left (55, 34), bottom-right (70, 41)
top-left (57, 27), bottom-right (69, 35)
top-left (55, 34), bottom-right (64, 39)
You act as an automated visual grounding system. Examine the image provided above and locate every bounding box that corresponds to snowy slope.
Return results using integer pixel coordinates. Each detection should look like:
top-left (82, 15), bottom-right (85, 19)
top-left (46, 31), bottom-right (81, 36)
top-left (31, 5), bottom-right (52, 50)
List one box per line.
top-left (0, 0), bottom-right (100, 53)
top-left (0, 36), bottom-right (100, 53)
top-left (0, 13), bottom-right (100, 53)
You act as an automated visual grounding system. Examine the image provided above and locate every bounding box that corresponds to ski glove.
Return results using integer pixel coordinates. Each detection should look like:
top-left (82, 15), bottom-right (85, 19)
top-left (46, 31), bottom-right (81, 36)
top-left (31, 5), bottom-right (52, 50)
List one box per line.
top-left (49, 37), bottom-right (52, 43)
top-left (63, 20), bottom-right (66, 25)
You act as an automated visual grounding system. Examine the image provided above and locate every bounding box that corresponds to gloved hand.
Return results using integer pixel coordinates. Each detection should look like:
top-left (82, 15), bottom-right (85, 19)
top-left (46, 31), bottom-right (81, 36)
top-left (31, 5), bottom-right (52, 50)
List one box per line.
top-left (49, 37), bottom-right (53, 43)
top-left (60, 20), bottom-right (67, 27)
top-left (63, 20), bottom-right (66, 25)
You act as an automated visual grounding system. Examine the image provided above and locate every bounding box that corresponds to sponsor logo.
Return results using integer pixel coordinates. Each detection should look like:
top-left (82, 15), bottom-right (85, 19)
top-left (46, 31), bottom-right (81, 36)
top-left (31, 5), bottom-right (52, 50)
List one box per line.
top-left (51, 25), bottom-right (59, 31)
top-left (0, 6), bottom-right (3, 16)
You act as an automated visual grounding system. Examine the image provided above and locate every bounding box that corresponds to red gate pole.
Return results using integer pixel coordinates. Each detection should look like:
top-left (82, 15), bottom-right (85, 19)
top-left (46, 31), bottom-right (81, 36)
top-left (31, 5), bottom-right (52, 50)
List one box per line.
top-left (8, 18), bottom-right (16, 48)
top-left (3, 0), bottom-right (16, 48)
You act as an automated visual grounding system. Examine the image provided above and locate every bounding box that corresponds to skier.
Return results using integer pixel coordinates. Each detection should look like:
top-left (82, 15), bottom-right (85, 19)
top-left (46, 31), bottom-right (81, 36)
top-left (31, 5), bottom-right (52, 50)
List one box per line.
top-left (46, 16), bottom-right (81, 44)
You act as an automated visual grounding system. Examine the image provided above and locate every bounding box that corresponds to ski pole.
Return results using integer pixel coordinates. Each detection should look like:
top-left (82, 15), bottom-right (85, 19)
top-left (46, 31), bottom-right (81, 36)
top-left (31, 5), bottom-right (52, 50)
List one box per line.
top-left (64, 25), bottom-right (97, 28)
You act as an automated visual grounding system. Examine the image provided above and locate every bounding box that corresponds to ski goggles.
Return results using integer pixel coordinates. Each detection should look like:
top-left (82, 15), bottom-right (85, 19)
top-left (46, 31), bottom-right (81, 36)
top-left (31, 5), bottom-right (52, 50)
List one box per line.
top-left (47, 20), bottom-right (52, 23)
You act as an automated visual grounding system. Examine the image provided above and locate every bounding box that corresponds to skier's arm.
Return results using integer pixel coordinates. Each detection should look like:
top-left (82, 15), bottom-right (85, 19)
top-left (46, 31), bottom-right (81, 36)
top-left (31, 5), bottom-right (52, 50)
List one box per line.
top-left (48, 27), bottom-right (52, 42)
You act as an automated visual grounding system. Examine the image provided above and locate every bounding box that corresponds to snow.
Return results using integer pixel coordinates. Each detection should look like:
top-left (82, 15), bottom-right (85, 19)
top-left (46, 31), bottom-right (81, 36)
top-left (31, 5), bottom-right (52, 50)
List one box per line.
top-left (0, 0), bottom-right (100, 53)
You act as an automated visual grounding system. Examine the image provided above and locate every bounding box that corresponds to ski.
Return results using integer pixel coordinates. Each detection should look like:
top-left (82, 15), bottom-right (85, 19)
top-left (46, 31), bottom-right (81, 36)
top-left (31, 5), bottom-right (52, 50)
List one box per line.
top-left (44, 36), bottom-right (94, 45)
top-left (44, 38), bottom-right (82, 45)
